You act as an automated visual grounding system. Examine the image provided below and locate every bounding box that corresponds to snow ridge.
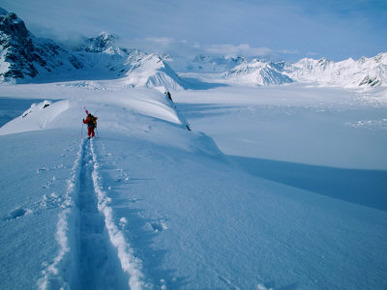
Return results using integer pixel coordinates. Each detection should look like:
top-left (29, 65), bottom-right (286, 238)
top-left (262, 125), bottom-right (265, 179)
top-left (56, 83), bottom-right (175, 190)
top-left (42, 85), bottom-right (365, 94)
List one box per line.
top-left (124, 53), bottom-right (184, 90)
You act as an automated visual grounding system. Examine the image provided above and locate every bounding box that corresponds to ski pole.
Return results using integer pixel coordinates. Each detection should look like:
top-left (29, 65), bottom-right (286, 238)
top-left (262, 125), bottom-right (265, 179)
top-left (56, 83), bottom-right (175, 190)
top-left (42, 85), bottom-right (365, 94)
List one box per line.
top-left (81, 123), bottom-right (84, 138)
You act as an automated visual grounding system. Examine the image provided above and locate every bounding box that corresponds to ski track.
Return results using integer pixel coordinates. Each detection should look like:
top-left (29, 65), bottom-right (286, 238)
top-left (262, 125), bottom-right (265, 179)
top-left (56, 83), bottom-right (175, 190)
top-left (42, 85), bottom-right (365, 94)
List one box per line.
top-left (39, 138), bottom-right (147, 289)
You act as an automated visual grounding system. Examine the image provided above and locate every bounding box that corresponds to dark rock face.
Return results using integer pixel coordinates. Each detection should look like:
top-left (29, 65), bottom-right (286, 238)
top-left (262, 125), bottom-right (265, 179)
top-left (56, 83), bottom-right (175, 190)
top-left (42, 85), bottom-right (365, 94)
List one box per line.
top-left (0, 8), bottom-right (85, 82)
top-left (0, 11), bottom-right (38, 79)
top-left (0, 8), bottom-right (183, 89)
top-left (359, 76), bottom-right (381, 87)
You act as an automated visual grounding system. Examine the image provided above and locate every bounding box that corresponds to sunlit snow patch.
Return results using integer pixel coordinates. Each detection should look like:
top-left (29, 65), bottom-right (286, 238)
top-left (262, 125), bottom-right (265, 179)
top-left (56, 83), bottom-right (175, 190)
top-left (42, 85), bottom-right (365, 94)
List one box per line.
top-left (0, 100), bottom-right (69, 135)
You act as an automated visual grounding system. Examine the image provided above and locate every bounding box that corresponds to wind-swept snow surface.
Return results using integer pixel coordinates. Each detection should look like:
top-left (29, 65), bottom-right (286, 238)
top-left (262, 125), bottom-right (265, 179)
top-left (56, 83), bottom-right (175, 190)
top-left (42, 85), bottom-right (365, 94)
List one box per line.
top-left (1, 82), bottom-right (387, 289)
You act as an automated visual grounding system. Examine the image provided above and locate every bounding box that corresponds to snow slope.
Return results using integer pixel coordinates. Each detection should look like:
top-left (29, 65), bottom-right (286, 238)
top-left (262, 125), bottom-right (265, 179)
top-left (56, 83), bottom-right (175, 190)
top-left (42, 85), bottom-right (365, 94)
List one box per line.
top-left (1, 81), bottom-right (387, 290)
top-left (122, 54), bottom-right (185, 90)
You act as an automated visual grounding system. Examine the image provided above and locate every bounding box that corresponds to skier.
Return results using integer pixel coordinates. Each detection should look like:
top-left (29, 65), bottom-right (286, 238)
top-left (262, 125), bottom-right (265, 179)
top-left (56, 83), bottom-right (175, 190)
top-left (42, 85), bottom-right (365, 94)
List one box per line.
top-left (83, 113), bottom-right (98, 139)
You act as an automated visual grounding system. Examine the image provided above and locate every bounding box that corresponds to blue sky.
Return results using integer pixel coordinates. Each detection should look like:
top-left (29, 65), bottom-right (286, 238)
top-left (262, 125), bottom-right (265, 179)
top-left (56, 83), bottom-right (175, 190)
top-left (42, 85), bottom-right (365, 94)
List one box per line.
top-left (2, 0), bottom-right (386, 61)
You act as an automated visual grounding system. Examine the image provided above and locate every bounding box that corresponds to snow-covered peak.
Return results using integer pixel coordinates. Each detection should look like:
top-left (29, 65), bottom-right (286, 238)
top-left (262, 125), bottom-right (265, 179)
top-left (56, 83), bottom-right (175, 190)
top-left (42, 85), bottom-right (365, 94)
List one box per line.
top-left (286, 54), bottom-right (387, 87)
top-left (373, 52), bottom-right (387, 64)
top-left (220, 53), bottom-right (387, 88)
top-left (224, 59), bottom-right (293, 86)
top-left (83, 32), bottom-right (117, 53)
top-left (123, 53), bottom-right (185, 90)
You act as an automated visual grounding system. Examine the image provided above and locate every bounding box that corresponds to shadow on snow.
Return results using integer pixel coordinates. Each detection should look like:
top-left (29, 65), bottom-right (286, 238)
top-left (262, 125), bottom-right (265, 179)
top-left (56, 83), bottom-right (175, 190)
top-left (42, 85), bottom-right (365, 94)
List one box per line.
top-left (180, 76), bottom-right (228, 90)
top-left (230, 156), bottom-right (387, 212)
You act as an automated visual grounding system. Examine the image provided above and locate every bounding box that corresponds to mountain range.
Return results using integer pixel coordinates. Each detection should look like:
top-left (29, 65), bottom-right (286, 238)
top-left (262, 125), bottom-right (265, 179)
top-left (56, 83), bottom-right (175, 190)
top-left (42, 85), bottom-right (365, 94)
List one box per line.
top-left (0, 7), bottom-right (386, 88)
top-left (0, 8), bottom-right (184, 90)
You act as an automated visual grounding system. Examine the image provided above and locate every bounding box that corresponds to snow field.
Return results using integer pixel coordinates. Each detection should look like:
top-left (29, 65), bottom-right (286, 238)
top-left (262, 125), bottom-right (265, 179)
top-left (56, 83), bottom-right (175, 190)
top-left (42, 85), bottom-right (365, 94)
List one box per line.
top-left (92, 127), bottom-right (387, 289)
top-left (0, 130), bottom-right (82, 289)
top-left (175, 84), bottom-right (387, 169)
top-left (1, 82), bottom-right (387, 289)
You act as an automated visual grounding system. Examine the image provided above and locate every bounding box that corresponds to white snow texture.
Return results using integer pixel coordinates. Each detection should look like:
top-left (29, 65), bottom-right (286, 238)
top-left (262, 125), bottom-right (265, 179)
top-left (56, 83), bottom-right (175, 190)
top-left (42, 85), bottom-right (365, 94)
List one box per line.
top-left (1, 75), bottom-right (387, 290)
top-left (0, 13), bottom-right (387, 288)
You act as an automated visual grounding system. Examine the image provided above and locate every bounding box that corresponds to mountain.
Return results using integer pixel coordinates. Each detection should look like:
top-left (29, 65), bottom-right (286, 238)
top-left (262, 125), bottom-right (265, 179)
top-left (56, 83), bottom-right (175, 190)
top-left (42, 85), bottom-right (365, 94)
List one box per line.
top-left (1, 7), bottom-right (386, 89)
top-left (165, 54), bottom-right (245, 73)
top-left (0, 8), bottom-right (36, 79)
top-left (122, 53), bottom-right (185, 90)
top-left (285, 53), bottom-right (387, 88)
top-left (74, 33), bottom-right (185, 89)
top-left (0, 8), bottom-right (184, 90)
top-left (190, 55), bottom-right (245, 73)
top-left (0, 8), bottom-right (83, 82)
top-left (224, 59), bottom-right (293, 86)
top-left (221, 55), bottom-right (387, 87)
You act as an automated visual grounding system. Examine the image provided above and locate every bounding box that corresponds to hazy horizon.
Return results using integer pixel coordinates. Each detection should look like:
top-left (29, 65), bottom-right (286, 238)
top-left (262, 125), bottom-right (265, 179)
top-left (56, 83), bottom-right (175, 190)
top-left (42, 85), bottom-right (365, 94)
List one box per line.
top-left (1, 0), bottom-right (386, 61)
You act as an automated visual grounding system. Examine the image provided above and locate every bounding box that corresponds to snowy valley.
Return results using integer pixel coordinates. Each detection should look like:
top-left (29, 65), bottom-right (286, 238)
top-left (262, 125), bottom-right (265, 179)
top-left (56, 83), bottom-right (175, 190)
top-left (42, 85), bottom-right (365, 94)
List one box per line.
top-left (1, 7), bottom-right (387, 290)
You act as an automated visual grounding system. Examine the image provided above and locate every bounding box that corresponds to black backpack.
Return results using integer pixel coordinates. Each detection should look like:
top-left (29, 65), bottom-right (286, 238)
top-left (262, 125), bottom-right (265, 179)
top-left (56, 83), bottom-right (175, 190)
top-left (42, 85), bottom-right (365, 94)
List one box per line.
top-left (87, 115), bottom-right (97, 128)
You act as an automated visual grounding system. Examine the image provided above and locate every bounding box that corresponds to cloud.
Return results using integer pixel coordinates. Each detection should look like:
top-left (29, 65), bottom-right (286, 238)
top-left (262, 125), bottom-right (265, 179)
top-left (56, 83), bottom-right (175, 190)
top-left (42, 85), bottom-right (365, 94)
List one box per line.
top-left (280, 49), bottom-right (300, 55)
top-left (204, 44), bottom-right (273, 58)
top-left (1, 0), bottom-right (385, 61)
top-left (119, 37), bottom-right (275, 59)
top-left (144, 37), bottom-right (175, 46)
top-left (118, 37), bottom-right (201, 57)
